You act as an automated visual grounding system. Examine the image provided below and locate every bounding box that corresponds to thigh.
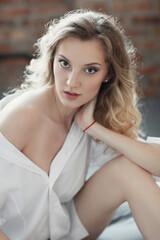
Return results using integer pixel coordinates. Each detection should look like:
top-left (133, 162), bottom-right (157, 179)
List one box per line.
top-left (74, 155), bottom-right (126, 240)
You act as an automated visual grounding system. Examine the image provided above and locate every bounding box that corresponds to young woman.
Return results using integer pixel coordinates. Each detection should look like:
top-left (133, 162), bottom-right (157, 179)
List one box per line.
top-left (0, 9), bottom-right (160, 240)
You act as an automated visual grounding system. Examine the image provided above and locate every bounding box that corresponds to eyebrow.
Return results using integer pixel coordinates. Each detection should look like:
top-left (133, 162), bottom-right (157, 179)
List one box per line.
top-left (58, 54), bottom-right (102, 67)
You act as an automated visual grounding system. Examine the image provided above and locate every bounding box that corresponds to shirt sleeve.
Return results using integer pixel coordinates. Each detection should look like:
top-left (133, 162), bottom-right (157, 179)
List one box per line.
top-left (146, 136), bottom-right (160, 145)
top-left (0, 93), bottom-right (21, 110)
top-left (89, 138), bottom-right (121, 168)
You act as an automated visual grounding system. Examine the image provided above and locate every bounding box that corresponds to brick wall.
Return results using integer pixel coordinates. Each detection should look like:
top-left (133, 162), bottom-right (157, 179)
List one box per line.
top-left (0, 0), bottom-right (160, 98)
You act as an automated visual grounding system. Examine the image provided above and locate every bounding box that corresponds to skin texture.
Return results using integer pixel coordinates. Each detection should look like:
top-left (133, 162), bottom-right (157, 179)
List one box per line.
top-left (0, 37), bottom-right (160, 240)
top-left (53, 37), bottom-right (108, 124)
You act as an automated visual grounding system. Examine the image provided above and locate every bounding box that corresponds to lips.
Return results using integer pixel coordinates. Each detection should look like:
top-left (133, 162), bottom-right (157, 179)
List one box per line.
top-left (64, 91), bottom-right (80, 96)
top-left (64, 91), bottom-right (81, 100)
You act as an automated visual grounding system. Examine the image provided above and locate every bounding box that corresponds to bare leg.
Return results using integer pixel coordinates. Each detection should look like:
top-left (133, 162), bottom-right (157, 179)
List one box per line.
top-left (74, 155), bottom-right (160, 240)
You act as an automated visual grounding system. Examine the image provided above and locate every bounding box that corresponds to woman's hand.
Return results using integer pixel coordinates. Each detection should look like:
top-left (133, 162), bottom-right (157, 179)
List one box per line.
top-left (74, 97), bottom-right (97, 131)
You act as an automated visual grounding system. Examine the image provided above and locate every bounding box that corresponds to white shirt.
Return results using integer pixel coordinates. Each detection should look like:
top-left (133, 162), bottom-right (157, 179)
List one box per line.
top-left (0, 95), bottom-right (159, 240)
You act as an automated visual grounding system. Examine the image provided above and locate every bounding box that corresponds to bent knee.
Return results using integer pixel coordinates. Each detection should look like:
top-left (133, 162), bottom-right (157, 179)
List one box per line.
top-left (108, 155), bottom-right (151, 186)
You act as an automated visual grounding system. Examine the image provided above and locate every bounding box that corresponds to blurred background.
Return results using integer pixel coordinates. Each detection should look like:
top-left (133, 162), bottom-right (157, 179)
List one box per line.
top-left (0, 0), bottom-right (160, 136)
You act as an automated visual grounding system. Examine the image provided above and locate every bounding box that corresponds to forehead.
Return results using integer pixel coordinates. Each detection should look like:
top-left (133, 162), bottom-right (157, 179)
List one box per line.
top-left (55, 36), bottom-right (106, 64)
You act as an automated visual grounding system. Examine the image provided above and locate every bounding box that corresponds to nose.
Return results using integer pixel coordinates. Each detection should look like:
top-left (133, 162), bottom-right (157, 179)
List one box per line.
top-left (66, 71), bottom-right (80, 88)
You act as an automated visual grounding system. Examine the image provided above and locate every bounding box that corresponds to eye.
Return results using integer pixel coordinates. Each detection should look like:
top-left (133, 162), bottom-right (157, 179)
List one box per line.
top-left (85, 67), bottom-right (98, 74)
top-left (59, 59), bottom-right (69, 68)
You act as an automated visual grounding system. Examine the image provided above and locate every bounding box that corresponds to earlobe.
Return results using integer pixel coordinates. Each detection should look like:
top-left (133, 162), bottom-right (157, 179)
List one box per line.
top-left (103, 78), bottom-right (109, 83)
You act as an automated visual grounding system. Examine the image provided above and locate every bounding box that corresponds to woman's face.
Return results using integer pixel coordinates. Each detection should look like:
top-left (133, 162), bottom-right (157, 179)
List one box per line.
top-left (53, 36), bottom-right (108, 109)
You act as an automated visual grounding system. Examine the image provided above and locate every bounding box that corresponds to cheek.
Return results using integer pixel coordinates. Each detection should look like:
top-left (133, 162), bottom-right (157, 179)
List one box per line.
top-left (53, 62), bottom-right (60, 79)
top-left (85, 78), bottom-right (103, 93)
top-left (53, 61), bottom-right (65, 83)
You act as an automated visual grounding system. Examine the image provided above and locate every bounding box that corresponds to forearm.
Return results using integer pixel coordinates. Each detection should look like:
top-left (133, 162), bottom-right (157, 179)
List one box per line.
top-left (87, 122), bottom-right (160, 176)
top-left (0, 230), bottom-right (10, 240)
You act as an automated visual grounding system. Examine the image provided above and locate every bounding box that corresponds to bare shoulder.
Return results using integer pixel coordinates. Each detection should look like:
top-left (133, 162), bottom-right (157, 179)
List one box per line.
top-left (0, 88), bottom-right (48, 150)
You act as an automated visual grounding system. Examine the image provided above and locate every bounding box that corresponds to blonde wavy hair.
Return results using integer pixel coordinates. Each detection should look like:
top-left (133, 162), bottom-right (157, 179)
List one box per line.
top-left (8, 9), bottom-right (142, 138)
